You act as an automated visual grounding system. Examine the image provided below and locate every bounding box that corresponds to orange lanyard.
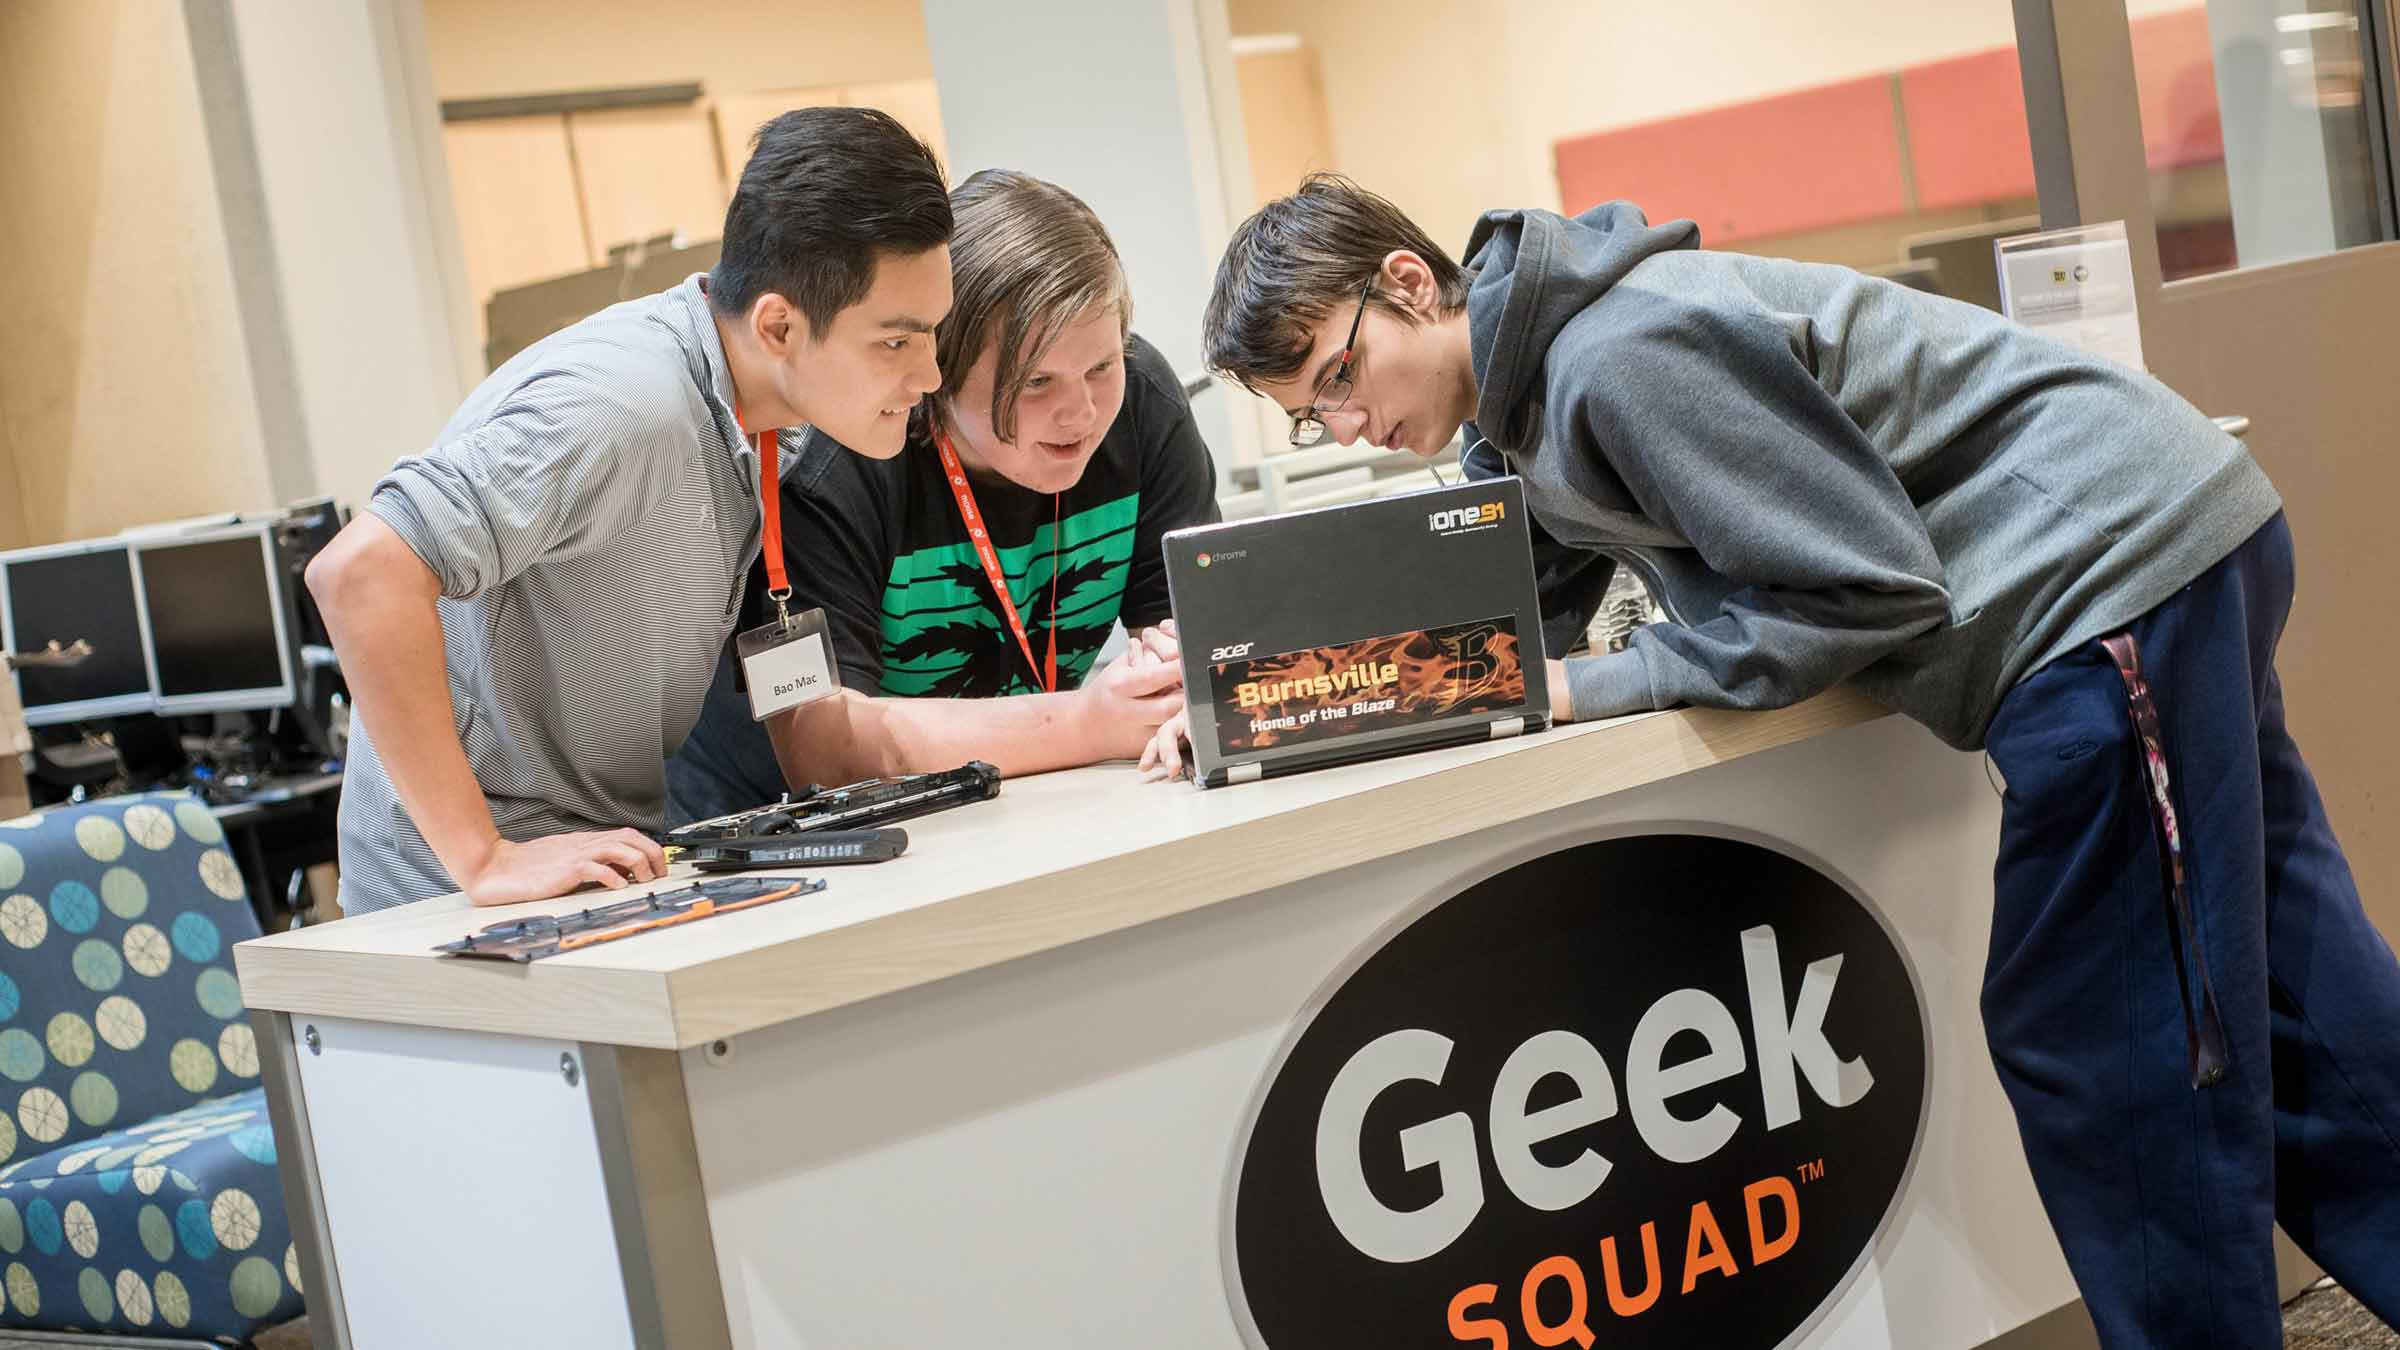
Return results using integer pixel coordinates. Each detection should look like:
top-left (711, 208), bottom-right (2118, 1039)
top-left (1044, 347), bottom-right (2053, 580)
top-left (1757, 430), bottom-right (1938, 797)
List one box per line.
top-left (756, 426), bottom-right (790, 605)
top-left (733, 409), bottom-right (794, 618)
top-left (931, 423), bottom-right (1060, 693)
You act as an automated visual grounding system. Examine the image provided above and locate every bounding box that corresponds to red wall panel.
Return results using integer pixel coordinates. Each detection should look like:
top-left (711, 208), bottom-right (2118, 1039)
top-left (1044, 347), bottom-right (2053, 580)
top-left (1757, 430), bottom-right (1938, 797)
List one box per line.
top-left (1553, 8), bottom-right (2225, 241)
top-left (1553, 75), bottom-right (1905, 245)
top-left (1901, 48), bottom-right (2039, 210)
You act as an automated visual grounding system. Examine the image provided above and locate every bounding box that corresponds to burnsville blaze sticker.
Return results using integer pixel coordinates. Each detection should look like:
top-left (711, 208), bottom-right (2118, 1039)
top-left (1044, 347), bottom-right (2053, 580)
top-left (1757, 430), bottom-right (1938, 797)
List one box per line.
top-left (1208, 616), bottom-right (1525, 757)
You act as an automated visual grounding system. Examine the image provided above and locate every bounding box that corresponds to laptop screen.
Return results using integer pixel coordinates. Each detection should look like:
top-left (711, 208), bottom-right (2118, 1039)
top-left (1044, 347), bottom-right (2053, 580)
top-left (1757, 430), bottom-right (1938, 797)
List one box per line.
top-left (1165, 478), bottom-right (1549, 786)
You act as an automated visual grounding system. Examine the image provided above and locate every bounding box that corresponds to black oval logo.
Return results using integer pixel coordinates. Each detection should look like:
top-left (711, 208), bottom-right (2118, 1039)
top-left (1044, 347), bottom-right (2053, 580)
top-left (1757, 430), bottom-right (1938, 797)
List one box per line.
top-left (1226, 832), bottom-right (1928, 1349)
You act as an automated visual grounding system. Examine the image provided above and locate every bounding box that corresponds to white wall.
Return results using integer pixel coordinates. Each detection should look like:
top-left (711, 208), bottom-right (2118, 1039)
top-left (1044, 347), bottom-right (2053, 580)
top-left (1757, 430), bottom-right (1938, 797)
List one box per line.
top-left (1229, 0), bottom-right (2203, 254)
top-left (919, 0), bottom-right (1261, 474)
top-left (420, 0), bottom-right (934, 100)
top-left (1518, 0), bottom-right (2203, 219)
top-left (1224, 0), bottom-right (1510, 256)
top-left (225, 0), bottom-right (476, 509)
top-left (0, 0), bottom-right (476, 546)
top-left (1494, 1), bottom-right (2029, 217)
top-left (0, 0), bottom-right (278, 545)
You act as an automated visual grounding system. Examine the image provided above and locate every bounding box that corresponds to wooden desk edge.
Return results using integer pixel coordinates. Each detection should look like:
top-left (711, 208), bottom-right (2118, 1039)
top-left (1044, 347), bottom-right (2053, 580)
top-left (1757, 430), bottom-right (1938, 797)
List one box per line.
top-left (236, 690), bottom-right (1889, 1048)
top-left (231, 947), bottom-right (684, 1048)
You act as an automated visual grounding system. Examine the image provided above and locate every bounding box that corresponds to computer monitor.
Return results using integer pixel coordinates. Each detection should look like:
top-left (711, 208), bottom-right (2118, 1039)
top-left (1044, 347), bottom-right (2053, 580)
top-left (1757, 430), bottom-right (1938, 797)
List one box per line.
top-left (118, 511), bottom-right (249, 539)
top-left (277, 496), bottom-right (343, 542)
top-left (273, 497), bottom-right (347, 649)
top-left (130, 522), bottom-right (298, 716)
top-left (1901, 215), bottom-right (2041, 313)
top-left (1, 540), bottom-right (157, 726)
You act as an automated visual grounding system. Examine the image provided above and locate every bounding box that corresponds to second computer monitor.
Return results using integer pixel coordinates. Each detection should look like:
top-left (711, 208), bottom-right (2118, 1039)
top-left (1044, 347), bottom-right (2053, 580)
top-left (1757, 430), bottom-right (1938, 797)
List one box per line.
top-left (131, 522), bottom-right (297, 716)
top-left (1902, 215), bottom-right (2041, 314)
top-left (0, 540), bottom-right (155, 726)
top-left (274, 497), bottom-right (346, 649)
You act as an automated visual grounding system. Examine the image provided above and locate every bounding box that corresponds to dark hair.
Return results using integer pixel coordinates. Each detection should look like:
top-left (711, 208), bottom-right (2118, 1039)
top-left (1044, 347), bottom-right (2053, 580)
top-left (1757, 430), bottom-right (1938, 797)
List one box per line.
top-left (1203, 173), bottom-right (1468, 394)
top-left (708, 106), bottom-right (952, 334)
top-left (934, 170), bottom-right (1129, 442)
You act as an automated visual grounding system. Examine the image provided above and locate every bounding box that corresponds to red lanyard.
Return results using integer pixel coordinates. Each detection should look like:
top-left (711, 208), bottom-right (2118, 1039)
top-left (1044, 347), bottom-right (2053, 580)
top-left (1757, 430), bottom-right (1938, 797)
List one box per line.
top-left (736, 416), bottom-right (792, 619)
top-left (2100, 631), bottom-right (2229, 1090)
top-left (757, 427), bottom-right (789, 603)
top-left (932, 423), bottom-right (1060, 693)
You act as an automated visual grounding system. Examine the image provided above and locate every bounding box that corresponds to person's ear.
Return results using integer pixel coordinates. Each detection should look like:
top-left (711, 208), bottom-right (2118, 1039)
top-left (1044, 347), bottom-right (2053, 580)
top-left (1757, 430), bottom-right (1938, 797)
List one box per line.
top-left (750, 293), bottom-right (800, 357)
top-left (1380, 250), bottom-right (1441, 319)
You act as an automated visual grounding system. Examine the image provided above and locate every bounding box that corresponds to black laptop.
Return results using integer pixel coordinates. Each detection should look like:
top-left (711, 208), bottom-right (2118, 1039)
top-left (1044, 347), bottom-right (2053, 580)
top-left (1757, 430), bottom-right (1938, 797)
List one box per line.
top-left (1163, 477), bottom-right (1551, 788)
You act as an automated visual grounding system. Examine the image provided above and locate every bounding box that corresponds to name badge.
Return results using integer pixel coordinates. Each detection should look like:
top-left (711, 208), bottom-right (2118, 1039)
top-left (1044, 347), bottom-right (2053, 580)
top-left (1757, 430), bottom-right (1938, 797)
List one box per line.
top-left (737, 606), bottom-right (840, 722)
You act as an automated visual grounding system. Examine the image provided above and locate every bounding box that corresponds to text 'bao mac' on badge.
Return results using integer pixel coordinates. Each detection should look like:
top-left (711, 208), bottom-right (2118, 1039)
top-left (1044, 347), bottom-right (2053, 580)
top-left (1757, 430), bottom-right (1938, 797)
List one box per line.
top-left (738, 605), bottom-right (840, 721)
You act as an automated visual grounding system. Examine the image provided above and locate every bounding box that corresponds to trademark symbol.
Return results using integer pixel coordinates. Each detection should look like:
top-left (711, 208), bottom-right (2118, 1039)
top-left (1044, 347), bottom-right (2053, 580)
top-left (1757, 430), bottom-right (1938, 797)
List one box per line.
top-left (1797, 1159), bottom-right (1827, 1183)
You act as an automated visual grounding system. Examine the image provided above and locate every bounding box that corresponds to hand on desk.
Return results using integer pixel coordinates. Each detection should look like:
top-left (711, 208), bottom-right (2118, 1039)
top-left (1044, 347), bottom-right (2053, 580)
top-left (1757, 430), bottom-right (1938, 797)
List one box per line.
top-left (457, 829), bottom-right (668, 907)
top-left (1138, 708), bottom-right (1191, 782)
top-left (1079, 620), bottom-right (1185, 764)
top-left (1125, 620), bottom-right (1190, 780)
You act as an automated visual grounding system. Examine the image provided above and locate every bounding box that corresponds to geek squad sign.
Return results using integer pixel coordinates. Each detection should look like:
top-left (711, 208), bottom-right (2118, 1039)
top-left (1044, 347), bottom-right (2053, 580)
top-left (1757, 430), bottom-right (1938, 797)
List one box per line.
top-left (1226, 833), bottom-right (1928, 1350)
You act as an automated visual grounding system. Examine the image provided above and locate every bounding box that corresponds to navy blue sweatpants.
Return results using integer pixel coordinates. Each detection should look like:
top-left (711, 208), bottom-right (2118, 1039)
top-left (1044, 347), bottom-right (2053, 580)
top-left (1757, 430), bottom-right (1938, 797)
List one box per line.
top-left (1983, 513), bottom-right (2400, 1348)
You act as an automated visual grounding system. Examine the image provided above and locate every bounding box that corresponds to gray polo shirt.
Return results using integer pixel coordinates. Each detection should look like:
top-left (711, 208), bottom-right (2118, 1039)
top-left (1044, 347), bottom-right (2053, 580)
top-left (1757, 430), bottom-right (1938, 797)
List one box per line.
top-left (337, 275), bottom-right (799, 914)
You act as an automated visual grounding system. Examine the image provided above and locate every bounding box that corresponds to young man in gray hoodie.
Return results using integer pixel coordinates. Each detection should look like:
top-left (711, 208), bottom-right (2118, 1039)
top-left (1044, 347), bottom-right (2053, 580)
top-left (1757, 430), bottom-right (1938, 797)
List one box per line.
top-left (1202, 174), bottom-right (2400, 1348)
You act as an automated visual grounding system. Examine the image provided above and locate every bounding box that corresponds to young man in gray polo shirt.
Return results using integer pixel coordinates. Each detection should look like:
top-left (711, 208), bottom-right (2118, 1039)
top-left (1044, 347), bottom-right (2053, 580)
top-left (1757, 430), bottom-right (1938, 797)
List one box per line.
top-left (309, 108), bottom-right (953, 914)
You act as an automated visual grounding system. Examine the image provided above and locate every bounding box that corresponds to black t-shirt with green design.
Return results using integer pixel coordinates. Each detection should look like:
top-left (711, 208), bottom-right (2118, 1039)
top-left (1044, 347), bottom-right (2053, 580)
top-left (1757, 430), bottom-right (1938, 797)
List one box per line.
top-left (664, 333), bottom-right (1219, 822)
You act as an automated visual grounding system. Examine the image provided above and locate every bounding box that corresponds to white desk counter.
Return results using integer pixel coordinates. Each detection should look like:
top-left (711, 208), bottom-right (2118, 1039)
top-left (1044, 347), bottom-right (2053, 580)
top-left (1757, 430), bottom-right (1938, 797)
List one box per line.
top-left (235, 691), bottom-right (2087, 1350)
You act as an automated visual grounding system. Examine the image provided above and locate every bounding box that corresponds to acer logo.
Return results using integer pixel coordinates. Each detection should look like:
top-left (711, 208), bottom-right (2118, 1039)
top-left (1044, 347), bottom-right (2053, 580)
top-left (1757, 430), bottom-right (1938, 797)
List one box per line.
top-left (1212, 643), bottom-right (1256, 661)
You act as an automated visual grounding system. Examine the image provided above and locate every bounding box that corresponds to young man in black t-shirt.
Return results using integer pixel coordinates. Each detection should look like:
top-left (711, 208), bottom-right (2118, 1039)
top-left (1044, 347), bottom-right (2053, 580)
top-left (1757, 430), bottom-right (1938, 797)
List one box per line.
top-left (670, 172), bottom-right (1218, 821)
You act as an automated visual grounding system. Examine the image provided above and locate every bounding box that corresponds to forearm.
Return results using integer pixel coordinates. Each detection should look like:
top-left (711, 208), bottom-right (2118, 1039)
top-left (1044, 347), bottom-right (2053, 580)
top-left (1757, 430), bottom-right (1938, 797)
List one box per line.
top-left (310, 522), bottom-right (499, 881)
top-left (1561, 585), bottom-right (1946, 722)
top-left (769, 687), bottom-right (1102, 785)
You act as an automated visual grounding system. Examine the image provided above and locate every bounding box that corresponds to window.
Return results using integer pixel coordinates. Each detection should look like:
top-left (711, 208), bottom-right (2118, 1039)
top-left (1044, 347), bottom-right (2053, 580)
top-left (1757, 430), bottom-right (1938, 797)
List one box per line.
top-left (2128, 1), bottom-right (2393, 280)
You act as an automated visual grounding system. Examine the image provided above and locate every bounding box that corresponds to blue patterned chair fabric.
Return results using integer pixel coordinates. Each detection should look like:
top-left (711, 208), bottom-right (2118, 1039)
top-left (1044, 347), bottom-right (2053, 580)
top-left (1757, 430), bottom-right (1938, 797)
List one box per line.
top-left (0, 792), bottom-right (304, 1339)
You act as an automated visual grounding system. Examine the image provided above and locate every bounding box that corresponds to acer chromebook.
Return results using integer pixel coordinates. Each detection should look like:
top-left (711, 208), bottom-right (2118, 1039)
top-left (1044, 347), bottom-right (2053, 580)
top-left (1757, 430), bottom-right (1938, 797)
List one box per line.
top-left (1164, 477), bottom-right (1550, 788)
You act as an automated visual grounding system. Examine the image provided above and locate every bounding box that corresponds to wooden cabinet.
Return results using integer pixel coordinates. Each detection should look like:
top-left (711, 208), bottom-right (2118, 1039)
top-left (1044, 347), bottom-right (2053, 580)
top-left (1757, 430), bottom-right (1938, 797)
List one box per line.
top-left (712, 80), bottom-right (949, 185)
top-left (441, 116), bottom-right (591, 330)
top-left (444, 80), bottom-right (949, 355)
top-left (570, 103), bottom-right (729, 262)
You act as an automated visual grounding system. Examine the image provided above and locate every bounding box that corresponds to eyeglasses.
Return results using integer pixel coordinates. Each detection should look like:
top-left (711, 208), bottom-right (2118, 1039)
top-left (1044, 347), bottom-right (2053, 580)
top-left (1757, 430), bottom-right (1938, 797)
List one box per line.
top-left (1288, 280), bottom-right (1373, 448)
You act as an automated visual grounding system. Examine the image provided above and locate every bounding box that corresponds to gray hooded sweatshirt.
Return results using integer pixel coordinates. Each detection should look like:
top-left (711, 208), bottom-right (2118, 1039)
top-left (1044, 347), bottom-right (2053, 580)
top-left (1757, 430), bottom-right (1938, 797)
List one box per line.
top-left (1462, 204), bottom-right (2283, 750)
